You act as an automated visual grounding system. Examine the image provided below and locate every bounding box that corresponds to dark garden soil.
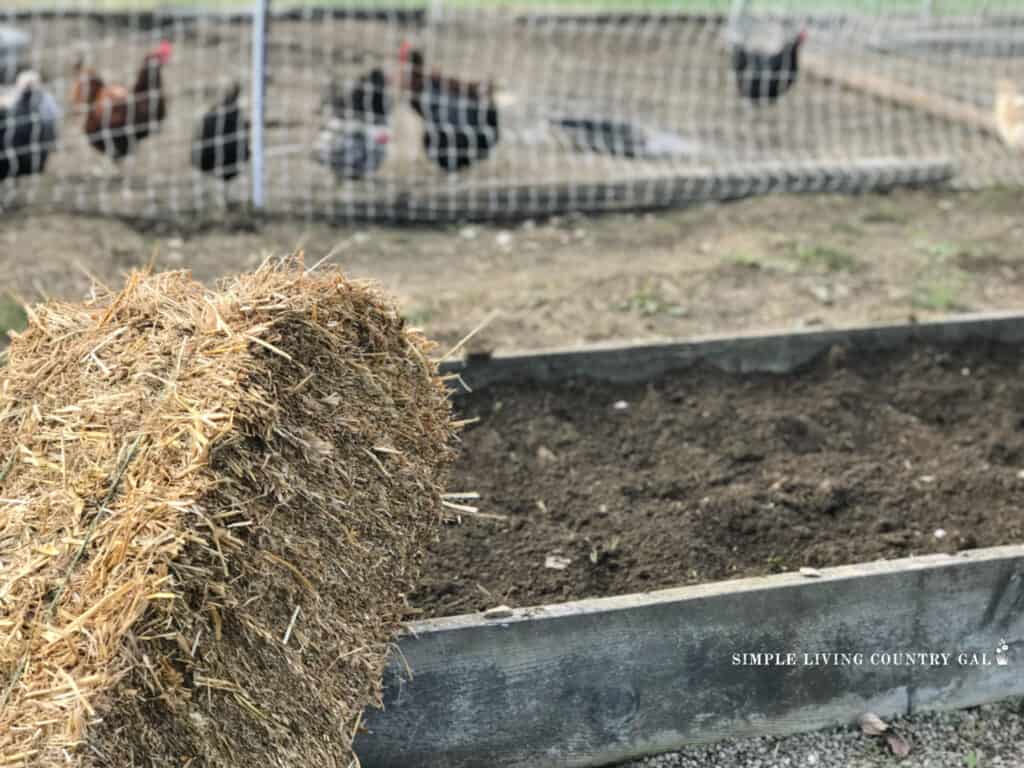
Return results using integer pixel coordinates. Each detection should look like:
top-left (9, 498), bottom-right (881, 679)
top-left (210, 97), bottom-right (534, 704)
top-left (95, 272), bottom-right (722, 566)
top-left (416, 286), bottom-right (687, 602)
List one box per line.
top-left (412, 339), bottom-right (1024, 619)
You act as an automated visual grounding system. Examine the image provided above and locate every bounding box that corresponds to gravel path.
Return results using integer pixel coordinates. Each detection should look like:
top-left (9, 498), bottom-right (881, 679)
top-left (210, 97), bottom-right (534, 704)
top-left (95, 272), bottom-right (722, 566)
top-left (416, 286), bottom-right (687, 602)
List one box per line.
top-left (621, 698), bottom-right (1024, 767)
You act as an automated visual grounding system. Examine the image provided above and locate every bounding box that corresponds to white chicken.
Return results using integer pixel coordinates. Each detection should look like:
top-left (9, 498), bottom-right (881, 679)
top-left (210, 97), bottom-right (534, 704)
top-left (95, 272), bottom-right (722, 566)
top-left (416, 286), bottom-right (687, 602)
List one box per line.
top-left (994, 79), bottom-right (1024, 150)
top-left (313, 118), bottom-right (390, 180)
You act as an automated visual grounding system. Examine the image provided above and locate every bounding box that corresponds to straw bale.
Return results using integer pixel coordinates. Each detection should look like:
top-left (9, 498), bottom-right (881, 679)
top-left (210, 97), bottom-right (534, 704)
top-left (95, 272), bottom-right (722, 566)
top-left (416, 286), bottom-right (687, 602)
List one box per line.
top-left (0, 256), bottom-right (457, 767)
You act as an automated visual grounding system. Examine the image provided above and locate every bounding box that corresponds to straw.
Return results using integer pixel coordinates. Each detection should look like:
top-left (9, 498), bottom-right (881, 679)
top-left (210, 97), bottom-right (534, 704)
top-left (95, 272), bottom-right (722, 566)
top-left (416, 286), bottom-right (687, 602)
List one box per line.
top-left (0, 256), bottom-right (456, 767)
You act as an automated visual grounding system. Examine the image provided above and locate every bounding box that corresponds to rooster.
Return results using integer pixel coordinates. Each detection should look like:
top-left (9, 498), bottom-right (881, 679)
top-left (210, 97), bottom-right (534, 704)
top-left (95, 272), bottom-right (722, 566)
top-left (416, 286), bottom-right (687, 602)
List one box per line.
top-left (732, 28), bottom-right (806, 104)
top-left (398, 43), bottom-right (499, 172)
top-left (0, 70), bottom-right (60, 181)
top-left (995, 79), bottom-right (1024, 150)
top-left (70, 41), bottom-right (171, 168)
top-left (192, 81), bottom-right (249, 181)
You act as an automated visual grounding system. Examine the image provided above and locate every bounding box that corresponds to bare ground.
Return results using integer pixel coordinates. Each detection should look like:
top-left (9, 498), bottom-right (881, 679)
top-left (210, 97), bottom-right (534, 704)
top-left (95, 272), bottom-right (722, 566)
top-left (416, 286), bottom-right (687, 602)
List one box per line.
top-left (1, 186), bottom-right (1022, 354)
top-left (415, 338), bottom-right (1024, 616)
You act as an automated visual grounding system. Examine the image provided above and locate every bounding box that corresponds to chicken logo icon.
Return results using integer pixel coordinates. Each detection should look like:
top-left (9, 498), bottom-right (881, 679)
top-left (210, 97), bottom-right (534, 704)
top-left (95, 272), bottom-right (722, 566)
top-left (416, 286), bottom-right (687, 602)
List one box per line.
top-left (996, 640), bottom-right (1010, 667)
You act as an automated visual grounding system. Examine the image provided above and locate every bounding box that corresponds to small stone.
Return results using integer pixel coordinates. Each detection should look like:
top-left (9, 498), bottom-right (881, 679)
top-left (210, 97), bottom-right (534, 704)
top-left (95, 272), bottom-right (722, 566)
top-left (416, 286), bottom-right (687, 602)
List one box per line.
top-left (934, 528), bottom-right (947, 539)
top-left (536, 445), bottom-right (557, 464)
top-left (495, 231), bottom-right (513, 248)
top-left (545, 555), bottom-right (572, 570)
top-left (460, 226), bottom-right (479, 240)
top-left (612, 400), bottom-right (630, 411)
top-left (858, 712), bottom-right (890, 735)
top-left (483, 605), bottom-right (514, 619)
top-left (799, 567), bottom-right (822, 578)
top-left (810, 285), bottom-right (833, 305)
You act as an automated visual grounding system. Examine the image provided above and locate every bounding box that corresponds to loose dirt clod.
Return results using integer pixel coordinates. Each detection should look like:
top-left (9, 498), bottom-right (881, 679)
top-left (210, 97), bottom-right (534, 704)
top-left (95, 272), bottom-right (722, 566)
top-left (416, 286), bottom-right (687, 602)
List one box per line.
top-left (0, 256), bottom-right (457, 766)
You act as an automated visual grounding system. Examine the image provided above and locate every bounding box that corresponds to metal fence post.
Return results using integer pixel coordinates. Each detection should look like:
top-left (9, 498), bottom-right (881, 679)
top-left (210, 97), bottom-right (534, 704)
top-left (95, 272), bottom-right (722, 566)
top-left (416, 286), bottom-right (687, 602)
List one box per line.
top-left (251, 0), bottom-right (269, 211)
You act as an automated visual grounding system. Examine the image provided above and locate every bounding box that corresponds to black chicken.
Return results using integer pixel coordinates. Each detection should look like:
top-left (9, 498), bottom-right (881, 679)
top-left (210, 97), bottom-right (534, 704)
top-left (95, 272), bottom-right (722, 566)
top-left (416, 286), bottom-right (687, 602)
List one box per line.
top-left (320, 67), bottom-right (390, 125)
top-left (398, 43), bottom-right (500, 173)
top-left (192, 81), bottom-right (249, 181)
top-left (732, 28), bottom-right (806, 104)
top-left (0, 70), bottom-right (59, 181)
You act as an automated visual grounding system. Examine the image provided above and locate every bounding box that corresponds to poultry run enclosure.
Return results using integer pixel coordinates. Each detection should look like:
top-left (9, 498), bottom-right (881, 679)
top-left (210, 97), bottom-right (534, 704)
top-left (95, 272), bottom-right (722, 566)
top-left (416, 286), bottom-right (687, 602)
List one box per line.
top-left (1, 0), bottom-right (1023, 223)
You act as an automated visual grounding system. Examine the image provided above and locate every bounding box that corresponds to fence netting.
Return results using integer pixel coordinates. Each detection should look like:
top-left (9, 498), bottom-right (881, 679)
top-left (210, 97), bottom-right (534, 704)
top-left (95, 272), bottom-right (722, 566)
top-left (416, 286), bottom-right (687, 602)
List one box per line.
top-left (1, 0), bottom-right (1022, 222)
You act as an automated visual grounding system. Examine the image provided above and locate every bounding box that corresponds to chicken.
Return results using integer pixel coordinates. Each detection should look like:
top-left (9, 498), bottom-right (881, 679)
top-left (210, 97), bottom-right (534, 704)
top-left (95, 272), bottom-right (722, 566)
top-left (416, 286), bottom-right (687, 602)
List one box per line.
top-left (0, 70), bottom-right (60, 181)
top-left (732, 28), bottom-right (806, 104)
top-left (994, 79), bottom-right (1024, 150)
top-left (320, 67), bottom-right (390, 125)
top-left (70, 41), bottom-right (171, 166)
top-left (192, 81), bottom-right (249, 181)
top-left (313, 118), bottom-right (390, 180)
top-left (398, 43), bottom-right (499, 172)
top-left (314, 66), bottom-right (392, 181)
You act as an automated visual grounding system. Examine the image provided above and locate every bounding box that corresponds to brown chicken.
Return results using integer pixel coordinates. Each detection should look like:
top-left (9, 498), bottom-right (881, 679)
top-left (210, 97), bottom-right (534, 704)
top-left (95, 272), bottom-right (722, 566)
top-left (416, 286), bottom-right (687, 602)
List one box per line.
top-left (70, 41), bottom-right (172, 166)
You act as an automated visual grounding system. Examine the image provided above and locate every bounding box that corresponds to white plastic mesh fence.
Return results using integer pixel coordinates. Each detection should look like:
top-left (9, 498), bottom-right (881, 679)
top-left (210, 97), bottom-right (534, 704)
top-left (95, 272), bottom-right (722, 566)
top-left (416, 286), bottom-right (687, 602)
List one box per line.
top-left (1, 0), bottom-right (1022, 223)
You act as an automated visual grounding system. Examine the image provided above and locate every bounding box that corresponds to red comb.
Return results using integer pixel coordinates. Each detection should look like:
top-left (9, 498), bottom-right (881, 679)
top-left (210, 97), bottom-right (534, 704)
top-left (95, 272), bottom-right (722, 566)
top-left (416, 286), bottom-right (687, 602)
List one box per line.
top-left (156, 39), bottom-right (172, 62)
top-left (398, 40), bottom-right (411, 61)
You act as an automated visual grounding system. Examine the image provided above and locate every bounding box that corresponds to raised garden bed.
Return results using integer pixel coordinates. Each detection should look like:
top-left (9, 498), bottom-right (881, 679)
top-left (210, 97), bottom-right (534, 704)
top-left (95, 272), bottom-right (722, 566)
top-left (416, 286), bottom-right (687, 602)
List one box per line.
top-left (355, 313), bottom-right (1024, 768)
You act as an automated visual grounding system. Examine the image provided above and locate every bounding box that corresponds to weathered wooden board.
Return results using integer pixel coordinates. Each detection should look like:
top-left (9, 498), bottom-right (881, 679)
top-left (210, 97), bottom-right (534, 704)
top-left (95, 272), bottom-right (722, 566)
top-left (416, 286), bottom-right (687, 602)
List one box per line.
top-left (440, 311), bottom-right (1024, 390)
top-left (354, 314), bottom-right (1024, 767)
top-left (802, 53), bottom-right (999, 139)
top-left (357, 546), bottom-right (1024, 767)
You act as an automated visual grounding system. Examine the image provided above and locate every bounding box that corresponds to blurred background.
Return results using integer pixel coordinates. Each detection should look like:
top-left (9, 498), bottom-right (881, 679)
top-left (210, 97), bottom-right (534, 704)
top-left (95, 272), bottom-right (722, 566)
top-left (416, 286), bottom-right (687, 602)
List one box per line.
top-left (1, 0), bottom-right (1023, 353)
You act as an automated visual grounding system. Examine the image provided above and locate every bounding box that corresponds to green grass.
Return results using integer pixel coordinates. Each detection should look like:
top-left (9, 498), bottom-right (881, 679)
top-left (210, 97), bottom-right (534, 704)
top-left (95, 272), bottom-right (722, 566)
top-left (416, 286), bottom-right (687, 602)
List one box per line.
top-left (726, 251), bottom-right (764, 270)
top-left (616, 282), bottom-right (686, 317)
top-left (403, 306), bottom-right (435, 326)
top-left (790, 244), bottom-right (860, 273)
top-left (912, 272), bottom-right (969, 311)
top-left (861, 209), bottom-right (909, 226)
top-left (916, 240), bottom-right (960, 260)
top-left (0, 295), bottom-right (28, 343)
